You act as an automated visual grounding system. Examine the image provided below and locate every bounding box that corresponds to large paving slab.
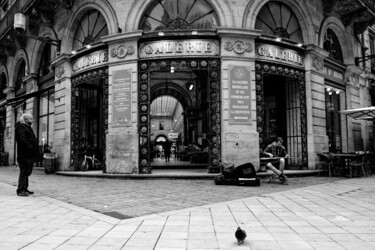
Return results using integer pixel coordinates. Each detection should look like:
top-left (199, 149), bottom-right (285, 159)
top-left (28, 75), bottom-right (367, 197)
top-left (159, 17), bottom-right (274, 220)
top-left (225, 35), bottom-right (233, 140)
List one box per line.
top-left (0, 166), bottom-right (375, 249)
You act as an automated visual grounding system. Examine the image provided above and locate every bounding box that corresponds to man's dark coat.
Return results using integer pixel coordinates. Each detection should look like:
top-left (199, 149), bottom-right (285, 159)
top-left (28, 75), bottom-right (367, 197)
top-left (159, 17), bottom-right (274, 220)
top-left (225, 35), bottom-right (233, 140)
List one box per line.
top-left (15, 122), bottom-right (40, 163)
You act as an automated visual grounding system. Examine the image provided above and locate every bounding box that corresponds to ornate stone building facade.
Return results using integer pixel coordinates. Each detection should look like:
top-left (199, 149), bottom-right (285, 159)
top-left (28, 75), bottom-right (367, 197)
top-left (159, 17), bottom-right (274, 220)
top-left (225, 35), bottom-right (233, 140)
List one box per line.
top-left (0, 0), bottom-right (374, 173)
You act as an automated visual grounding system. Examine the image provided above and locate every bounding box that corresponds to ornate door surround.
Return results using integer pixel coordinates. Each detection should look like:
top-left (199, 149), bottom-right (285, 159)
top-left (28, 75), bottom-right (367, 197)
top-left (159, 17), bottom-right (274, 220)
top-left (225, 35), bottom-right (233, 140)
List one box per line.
top-left (255, 62), bottom-right (308, 169)
top-left (138, 58), bottom-right (221, 174)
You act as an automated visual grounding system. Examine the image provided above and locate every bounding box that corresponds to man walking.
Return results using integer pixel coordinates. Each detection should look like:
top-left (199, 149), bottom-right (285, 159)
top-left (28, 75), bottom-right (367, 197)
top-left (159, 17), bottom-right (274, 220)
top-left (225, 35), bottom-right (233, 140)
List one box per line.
top-left (15, 113), bottom-right (40, 196)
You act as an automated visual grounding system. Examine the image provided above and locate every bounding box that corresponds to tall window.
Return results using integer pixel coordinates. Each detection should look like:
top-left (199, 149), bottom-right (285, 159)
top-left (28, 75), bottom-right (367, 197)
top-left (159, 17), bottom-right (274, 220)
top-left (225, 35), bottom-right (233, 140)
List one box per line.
top-left (325, 88), bottom-right (342, 153)
top-left (370, 33), bottom-right (375, 74)
top-left (15, 60), bottom-right (26, 93)
top-left (255, 1), bottom-right (303, 43)
top-left (0, 73), bottom-right (6, 100)
top-left (38, 44), bottom-right (55, 77)
top-left (323, 29), bottom-right (343, 62)
top-left (140, 0), bottom-right (218, 32)
top-left (38, 89), bottom-right (54, 149)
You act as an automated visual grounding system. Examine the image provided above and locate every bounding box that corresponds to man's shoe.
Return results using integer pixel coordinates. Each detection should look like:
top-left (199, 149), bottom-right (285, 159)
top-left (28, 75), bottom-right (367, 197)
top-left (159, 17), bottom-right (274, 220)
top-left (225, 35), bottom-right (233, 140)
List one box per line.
top-left (18, 190), bottom-right (29, 197)
top-left (26, 190), bottom-right (34, 195)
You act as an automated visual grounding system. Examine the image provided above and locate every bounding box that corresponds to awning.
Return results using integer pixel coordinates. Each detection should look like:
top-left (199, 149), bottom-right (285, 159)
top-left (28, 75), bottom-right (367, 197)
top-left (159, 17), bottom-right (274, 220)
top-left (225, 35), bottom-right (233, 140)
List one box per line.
top-left (6, 87), bottom-right (53, 106)
top-left (339, 106), bottom-right (375, 120)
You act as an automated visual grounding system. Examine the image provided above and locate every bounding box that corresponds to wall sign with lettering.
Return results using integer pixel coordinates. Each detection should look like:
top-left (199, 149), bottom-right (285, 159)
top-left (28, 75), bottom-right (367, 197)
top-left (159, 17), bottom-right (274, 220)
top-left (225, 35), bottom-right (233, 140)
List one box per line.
top-left (72, 50), bottom-right (108, 74)
top-left (112, 69), bottom-right (132, 127)
top-left (139, 40), bottom-right (219, 58)
top-left (229, 65), bottom-right (251, 125)
top-left (256, 44), bottom-right (304, 67)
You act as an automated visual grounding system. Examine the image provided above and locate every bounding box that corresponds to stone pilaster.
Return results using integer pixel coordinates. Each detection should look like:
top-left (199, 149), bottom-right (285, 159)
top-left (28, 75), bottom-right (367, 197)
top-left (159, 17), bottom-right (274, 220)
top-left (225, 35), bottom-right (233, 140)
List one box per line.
top-left (102, 31), bottom-right (142, 173)
top-left (217, 28), bottom-right (262, 170)
top-left (344, 65), bottom-right (367, 152)
top-left (3, 86), bottom-right (14, 164)
top-left (304, 44), bottom-right (329, 169)
top-left (50, 54), bottom-right (72, 170)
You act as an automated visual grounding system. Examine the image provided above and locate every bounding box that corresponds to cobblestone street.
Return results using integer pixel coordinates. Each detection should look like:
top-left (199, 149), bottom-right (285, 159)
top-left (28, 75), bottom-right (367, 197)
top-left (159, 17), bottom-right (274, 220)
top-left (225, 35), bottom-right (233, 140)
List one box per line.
top-left (0, 166), bottom-right (346, 219)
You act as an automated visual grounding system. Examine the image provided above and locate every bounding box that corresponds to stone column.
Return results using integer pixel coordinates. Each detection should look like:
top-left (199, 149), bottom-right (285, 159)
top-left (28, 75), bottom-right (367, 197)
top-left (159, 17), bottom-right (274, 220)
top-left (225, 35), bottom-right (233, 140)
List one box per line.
top-left (3, 86), bottom-right (14, 164)
top-left (304, 45), bottom-right (329, 169)
top-left (50, 54), bottom-right (73, 170)
top-left (217, 28), bottom-right (262, 170)
top-left (102, 31), bottom-right (142, 173)
top-left (344, 66), bottom-right (365, 153)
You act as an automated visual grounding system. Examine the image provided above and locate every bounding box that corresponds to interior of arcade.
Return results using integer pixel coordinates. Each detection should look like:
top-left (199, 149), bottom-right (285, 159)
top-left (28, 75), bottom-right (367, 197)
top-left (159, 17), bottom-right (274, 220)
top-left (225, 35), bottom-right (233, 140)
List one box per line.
top-left (149, 69), bottom-right (211, 169)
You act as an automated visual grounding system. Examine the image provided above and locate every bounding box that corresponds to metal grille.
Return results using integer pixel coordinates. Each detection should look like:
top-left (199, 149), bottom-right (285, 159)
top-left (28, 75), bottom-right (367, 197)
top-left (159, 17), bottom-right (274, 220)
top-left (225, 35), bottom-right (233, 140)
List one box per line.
top-left (256, 62), bottom-right (307, 169)
top-left (138, 59), bottom-right (221, 173)
top-left (71, 68), bottom-right (108, 171)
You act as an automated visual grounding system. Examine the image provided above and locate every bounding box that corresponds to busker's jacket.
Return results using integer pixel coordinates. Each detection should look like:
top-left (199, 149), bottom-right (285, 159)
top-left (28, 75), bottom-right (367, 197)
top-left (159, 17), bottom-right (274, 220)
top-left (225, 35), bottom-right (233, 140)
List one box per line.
top-left (15, 122), bottom-right (40, 163)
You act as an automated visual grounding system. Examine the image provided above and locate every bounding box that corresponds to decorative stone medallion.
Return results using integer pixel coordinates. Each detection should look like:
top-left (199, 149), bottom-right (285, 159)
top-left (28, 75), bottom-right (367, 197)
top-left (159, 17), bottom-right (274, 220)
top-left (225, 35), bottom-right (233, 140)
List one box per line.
top-left (26, 82), bottom-right (33, 93)
top-left (312, 56), bottom-right (323, 71)
top-left (111, 44), bottom-right (135, 58)
top-left (224, 40), bottom-right (252, 54)
top-left (55, 66), bottom-right (64, 78)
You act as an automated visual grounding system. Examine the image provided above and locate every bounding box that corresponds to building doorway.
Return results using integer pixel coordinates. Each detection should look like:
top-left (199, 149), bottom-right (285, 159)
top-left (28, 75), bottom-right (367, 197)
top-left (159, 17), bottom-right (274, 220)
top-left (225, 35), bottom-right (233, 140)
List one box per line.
top-left (71, 68), bottom-right (109, 171)
top-left (138, 59), bottom-right (221, 173)
top-left (256, 63), bottom-right (307, 169)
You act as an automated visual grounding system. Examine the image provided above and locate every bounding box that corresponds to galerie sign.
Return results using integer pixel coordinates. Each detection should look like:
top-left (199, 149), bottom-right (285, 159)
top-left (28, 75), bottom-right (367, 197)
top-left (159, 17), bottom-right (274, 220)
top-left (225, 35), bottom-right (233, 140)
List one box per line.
top-left (256, 44), bottom-right (304, 67)
top-left (139, 40), bottom-right (219, 58)
top-left (72, 50), bottom-right (108, 74)
top-left (112, 69), bottom-right (132, 127)
top-left (229, 66), bottom-right (251, 125)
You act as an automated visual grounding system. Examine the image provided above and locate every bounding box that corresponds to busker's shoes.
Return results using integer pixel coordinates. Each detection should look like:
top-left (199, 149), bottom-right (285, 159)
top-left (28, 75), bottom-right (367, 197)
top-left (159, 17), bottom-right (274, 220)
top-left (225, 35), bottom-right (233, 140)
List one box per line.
top-left (26, 190), bottom-right (34, 195)
top-left (17, 190), bottom-right (29, 197)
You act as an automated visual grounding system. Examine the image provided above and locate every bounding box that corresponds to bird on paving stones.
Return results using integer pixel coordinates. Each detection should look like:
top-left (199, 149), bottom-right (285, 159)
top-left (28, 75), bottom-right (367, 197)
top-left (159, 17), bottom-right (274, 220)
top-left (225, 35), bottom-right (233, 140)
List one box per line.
top-left (235, 226), bottom-right (246, 245)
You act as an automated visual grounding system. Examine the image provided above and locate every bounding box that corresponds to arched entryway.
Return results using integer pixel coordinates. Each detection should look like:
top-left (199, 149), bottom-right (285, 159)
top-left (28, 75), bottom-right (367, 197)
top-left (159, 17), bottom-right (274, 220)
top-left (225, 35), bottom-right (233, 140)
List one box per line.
top-left (138, 59), bottom-right (221, 173)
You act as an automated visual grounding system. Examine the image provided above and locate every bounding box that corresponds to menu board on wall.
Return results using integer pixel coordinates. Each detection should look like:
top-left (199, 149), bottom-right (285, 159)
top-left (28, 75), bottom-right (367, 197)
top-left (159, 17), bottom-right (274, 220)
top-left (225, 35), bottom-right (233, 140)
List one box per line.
top-left (229, 65), bottom-right (251, 125)
top-left (112, 69), bottom-right (132, 127)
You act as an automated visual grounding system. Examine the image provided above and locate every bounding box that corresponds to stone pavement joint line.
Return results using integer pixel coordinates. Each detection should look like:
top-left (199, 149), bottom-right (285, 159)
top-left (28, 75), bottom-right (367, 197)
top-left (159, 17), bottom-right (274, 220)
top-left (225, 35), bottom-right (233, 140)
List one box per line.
top-left (1, 178), bottom-right (375, 249)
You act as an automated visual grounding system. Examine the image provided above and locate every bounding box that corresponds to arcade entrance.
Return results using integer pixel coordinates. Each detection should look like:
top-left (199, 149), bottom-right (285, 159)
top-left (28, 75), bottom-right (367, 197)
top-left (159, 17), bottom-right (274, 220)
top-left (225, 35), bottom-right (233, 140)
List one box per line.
top-left (138, 59), bottom-right (221, 173)
top-left (256, 62), bottom-right (308, 169)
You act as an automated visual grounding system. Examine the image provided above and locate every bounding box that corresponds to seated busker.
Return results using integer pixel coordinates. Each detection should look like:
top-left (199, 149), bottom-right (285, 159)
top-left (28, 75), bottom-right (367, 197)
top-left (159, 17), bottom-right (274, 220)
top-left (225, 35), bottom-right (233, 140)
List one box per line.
top-left (263, 137), bottom-right (288, 181)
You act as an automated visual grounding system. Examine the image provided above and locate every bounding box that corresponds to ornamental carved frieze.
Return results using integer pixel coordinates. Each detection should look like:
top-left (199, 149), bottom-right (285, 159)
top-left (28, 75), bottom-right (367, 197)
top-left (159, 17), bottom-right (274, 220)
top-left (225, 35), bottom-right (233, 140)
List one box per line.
top-left (26, 82), bottom-right (33, 93)
top-left (312, 56), bottom-right (324, 72)
top-left (110, 44), bottom-right (135, 58)
top-left (345, 71), bottom-right (360, 86)
top-left (224, 40), bottom-right (252, 54)
top-left (55, 66), bottom-right (64, 79)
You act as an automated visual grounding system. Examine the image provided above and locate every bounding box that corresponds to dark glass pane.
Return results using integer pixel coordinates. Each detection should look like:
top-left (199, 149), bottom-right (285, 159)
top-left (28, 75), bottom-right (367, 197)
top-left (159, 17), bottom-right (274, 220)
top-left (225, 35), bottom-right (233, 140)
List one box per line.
top-left (268, 2), bottom-right (281, 27)
top-left (323, 29), bottom-right (343, 62)
top-left (15, 60), bottom-right (25, 91)
top-left (0, 73), bottom-right (6, 100)
top-left (280, 4), bottom-right (291, 28)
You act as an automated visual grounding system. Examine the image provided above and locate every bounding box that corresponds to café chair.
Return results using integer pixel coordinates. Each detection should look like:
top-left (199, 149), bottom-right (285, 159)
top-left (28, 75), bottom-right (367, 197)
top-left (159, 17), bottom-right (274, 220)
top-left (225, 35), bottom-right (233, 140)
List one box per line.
top-left (346, 154), bottom-right (367, 178)
top-left (317, 153), bottom-right (334, 177)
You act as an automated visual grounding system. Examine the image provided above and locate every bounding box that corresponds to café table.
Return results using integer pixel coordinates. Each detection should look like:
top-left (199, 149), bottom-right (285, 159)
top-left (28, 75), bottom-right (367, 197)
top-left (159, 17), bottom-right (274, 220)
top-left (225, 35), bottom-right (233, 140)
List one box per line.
top-left (331, 153), bottom-right (372, 178)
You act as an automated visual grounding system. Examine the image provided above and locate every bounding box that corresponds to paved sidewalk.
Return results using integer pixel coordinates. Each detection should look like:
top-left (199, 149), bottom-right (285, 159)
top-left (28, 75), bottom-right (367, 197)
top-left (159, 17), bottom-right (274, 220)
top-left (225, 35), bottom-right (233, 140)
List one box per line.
top-left (1, 176), bottom-right (375, 249)
top-left (0, 166), bottom-right (339, 219)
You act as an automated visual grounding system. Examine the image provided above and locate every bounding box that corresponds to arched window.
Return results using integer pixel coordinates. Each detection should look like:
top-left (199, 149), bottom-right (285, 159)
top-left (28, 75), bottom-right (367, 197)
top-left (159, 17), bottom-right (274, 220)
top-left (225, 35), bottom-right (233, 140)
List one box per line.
top-left (255, 1), bottom-right (303, 43)
top-left (140, 0), bottom-right (218, 32)
top-left (15, 60), bottom-right (26, 93)
top-left (0, 73), bottom-right (6, 100)
top-left (72, 10), bottom-right (108, 51)
top-left (323, 28), bottom-right (343, 62)
top-left (38, 44), bottom-right (55, 77)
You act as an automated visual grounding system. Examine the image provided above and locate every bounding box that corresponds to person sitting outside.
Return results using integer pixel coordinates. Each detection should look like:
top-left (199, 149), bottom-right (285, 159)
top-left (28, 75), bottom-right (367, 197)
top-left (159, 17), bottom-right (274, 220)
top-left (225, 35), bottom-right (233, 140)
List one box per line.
top-left (263, 137), bottom-right (288, 181)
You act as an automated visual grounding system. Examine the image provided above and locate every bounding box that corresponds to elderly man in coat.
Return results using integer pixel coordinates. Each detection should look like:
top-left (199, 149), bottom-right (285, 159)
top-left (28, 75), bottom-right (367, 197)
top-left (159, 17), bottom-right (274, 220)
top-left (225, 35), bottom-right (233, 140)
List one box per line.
top-left (15, 113), bottom-right (40, 196)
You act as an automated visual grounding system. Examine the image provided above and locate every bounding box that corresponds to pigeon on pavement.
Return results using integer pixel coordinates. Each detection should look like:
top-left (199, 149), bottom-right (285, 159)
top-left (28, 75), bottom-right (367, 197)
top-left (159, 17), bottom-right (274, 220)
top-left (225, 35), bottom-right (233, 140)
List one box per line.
top-left (235, 226), bottom-right (247, 245)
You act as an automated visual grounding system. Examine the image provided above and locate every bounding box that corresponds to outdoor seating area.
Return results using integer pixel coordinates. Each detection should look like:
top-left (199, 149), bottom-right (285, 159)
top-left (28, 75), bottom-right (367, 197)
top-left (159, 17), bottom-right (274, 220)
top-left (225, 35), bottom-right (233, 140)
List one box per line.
top-left (317, 152), bottom-right (373, 178)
